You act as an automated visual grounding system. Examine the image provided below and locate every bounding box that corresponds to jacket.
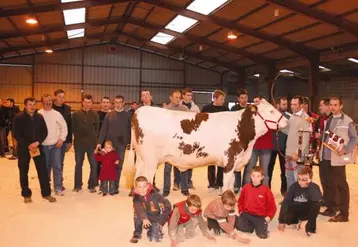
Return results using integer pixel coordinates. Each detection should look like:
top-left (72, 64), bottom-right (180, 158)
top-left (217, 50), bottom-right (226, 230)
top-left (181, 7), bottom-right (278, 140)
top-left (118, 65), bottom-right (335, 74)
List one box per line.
top-left (202, 103), bottom-right (229, 113)
top-left (94, 150), bottom-right (120, 181)
top-left (238, 183), bottom-right (277, 219)
top-left (180, 100), bottom-right (200, 113)
top-left (254, 130), bottom-right (273, 150)
top-left (12, 110), bottom-right (48, 149)
top-left (169, 201), bottom-right (202, 225)
top-left (132, 184), bottom-right (171, 226)
top-left (204, 198), bottom-right (236, 235)
top-left (272, 111), bottom-right (290, 151)
top-left (72, 109), bottom-right (99, 149)
top-left (52, 103), bottom-right (72, 143)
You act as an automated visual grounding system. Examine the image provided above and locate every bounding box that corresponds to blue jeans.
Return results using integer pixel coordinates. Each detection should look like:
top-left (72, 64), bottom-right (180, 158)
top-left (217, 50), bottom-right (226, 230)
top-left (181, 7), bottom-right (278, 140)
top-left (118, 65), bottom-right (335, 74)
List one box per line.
top-left (74, 147), bottom-right (98, 189)
top-left (285, 160), bottom-right (303, 190)
top-left (133, 217), bottom-right (162, 240)
top-left (114, 144), bottom-right (126, 192)
top-left (60, 143), bottom-right (70, 183)
top-left (163, 163), bottom-right (189, 193)
top-left (234, 171), bottom-right (242, 190)
top-left (100, 180), bottom-right (116, 194)
top-left (42, 144), bottom-right (62, 191)
top-left (243, 149), bottom-right (271, 185)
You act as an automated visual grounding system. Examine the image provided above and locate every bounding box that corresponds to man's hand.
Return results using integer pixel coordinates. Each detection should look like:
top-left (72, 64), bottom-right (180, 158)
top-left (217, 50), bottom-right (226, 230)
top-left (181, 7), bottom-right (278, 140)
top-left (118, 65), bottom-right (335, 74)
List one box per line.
top-left (142, 219), bottom-right (151, 228)
top-left (315, 133), bottom-right (321, 139)
top-left (337, 146), bottom-right (347, 156)
top-left (233, 234), bottom-right (250, 244)
top-left (96, 144), bottom-right (101, 150)
top-left (65, 143), bottom-right (72, 152)
top-left (115, 160), bottom-right (119, 165)
top-left (171, 240), bottom-right (177, 247)
top-left (56, 139), bottom-right (64, 148)
top-left (278, 223), bottom-right (285, 232)
top-left (265, 216), bottom-right (271, 223)
top-left (28, 141), bottom-right (39, 149)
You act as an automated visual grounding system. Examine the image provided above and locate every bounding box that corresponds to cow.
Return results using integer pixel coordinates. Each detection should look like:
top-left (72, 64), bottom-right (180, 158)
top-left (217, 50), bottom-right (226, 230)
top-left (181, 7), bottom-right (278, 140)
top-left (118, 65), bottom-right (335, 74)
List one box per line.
top-left (128, 99), bottom-right (288, 191)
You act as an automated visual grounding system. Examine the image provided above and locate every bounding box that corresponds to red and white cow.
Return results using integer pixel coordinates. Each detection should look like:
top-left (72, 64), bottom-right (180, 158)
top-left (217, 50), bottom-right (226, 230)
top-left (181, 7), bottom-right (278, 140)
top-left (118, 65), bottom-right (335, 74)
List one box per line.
top-left (130, 99), bottom-right (288, 191)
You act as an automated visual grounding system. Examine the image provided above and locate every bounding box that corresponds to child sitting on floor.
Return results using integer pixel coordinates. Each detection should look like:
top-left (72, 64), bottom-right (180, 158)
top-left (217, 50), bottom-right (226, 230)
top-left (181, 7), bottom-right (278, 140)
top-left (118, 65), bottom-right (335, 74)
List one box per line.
top-left (94, 140), bottom-right (120, 196)
top-left (236, 166), bottom-right (277, 239)
top-left (130, 176), bottom-right (171, 243)
top-left (278, 166), bottom-right (322, 236)
top-left (168, 194), bottom-right (216, 247)
top-left (204, 190), bottom-right (250, 244)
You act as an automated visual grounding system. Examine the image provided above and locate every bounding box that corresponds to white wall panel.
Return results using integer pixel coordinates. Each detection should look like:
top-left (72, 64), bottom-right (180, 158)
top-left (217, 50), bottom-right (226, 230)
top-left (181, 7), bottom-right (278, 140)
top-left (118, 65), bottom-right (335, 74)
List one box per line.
top-left (84, 67), bottom-right (139, 86)
top-left (33, 83), bottom-right (82, 103)
top-left (82, 85), bottom-right (139, 104)
top-left (142, 52), bottom-right (184, 70)
top-left (36, 49), bottom-right (83, 65)
top-left (185, 64), bottom-right (221, 86)
top-left (142, 69), bottom-right (184, 84)
top-left (35, 64), bottom-right (82, 83)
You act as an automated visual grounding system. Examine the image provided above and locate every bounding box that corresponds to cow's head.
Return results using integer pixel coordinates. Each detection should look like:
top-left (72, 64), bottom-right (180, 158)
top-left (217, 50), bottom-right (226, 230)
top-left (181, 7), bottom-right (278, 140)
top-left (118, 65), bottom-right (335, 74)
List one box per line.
top-left (254, 99), bottom-right (288, 136)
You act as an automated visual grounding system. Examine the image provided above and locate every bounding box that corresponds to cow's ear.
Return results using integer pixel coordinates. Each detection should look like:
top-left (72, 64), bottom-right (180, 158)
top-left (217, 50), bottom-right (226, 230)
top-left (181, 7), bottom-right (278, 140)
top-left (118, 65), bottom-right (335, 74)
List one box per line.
top-left (250, 105), bottom-right (257, 113)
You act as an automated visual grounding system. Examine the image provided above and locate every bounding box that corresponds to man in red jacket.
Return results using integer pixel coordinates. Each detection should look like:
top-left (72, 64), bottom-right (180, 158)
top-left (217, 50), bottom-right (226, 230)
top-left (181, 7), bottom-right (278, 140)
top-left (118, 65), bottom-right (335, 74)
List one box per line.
top-left (235, 166), bottom-right (277, 239)
top-left (242, 96), bottom-right (273, 186)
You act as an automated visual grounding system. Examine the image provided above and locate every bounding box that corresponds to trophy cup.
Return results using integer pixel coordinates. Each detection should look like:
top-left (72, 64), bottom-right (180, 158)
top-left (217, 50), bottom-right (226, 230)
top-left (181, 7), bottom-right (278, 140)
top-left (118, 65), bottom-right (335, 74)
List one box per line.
top-left (297, 125), bottom-right (319, 167)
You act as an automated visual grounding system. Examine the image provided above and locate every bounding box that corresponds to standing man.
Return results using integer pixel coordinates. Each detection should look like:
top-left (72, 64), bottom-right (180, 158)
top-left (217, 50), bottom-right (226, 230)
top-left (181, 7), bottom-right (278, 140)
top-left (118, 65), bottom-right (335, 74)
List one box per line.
top-left (38, 94), bottom-right (68, 196)
top-left (180, 88), bottom-right (200, 190)
top-left (268, 97), bottom-right (290, 196)
top-left (0, 98), bottom-right (8, 158)
top-left (319, 96), bottom-right (357, 222)
top-left (242, 96), bottom-right (273, 186)
top-left (202, 90), bottom-right (229, 195)
top-left (96, 96), bottom-right (111, 186)
top-left (230, 89), bottom-right (248, 194)
top-left (7, 98), bottom-right (20, 160)
top-left (72, 94), bottom-right (99, 193)
top-left (128, 101), bottom-right (139, 116)
top-left (97, 95), bottom-right (131, 194)
top-left (163, 89), bottom-right (190, 197)
top-left (52, 89), bottom-right (72, 190)
top-left (281, 96), bottom-right (310, 190)
top-left (12, 97), bottom-right (56, 203)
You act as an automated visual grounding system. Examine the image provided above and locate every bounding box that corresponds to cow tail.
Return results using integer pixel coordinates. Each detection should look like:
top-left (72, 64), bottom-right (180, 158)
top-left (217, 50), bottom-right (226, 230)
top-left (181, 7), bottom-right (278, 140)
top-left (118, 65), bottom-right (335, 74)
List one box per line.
top-left (124, 126), bottom-right (136, 189)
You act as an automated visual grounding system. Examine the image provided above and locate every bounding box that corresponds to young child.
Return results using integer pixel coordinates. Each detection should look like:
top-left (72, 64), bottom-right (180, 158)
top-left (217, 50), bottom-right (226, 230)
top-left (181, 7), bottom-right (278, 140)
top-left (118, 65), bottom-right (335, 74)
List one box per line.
top-left (130, 176), bottom-right (171, 243)
top-left (94, 140), bottom-right (120, 196)
top-left (204, 190), bottom-right (250, 244)
top-left (168, 194), bottom-right (216, 247)
top-left (236, 166), bottom-right (277, 239)
top-left (278, 166), bottom-right (322, 236)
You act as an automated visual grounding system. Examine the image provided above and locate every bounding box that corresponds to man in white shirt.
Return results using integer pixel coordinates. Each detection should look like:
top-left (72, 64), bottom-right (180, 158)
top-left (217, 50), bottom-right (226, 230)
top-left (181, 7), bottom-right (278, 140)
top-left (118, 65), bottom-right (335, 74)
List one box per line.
top-left (38, 94), bottom-right (68, 195)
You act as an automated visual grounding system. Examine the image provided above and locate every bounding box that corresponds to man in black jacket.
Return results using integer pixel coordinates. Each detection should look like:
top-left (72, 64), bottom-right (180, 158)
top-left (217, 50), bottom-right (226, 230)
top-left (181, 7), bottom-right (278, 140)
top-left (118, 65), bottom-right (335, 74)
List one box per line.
top-left (0, 98), bottom-right (8, 157)
top-left (12, 97), bottom-right (56, 203)
top-left (53, 89), bottom-right (73, 189)
top-left (7, 98), bottom-right (20, 160)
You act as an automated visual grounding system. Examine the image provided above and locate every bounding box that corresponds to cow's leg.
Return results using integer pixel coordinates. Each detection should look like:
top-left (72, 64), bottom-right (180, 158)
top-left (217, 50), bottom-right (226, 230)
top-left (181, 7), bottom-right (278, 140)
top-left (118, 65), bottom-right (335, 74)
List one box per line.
top-left (222, 166), bottom-right (235, 192)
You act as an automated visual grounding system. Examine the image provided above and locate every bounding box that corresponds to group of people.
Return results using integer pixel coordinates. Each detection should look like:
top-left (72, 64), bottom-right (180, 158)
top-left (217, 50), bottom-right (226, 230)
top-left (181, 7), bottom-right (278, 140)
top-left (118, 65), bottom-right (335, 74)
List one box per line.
top-left (2, 85), bottom-right (357, 245)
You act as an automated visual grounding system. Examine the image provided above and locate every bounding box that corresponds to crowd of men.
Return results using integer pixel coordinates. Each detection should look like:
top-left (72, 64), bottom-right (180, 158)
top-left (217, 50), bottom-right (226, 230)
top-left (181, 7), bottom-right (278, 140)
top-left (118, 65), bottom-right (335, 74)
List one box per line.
top-left (1, 87), bottom-right (356, 223)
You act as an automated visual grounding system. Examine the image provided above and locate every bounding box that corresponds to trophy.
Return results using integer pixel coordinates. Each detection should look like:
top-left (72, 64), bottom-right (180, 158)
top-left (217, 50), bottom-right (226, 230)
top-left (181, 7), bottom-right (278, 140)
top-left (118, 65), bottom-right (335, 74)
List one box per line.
top-left (297, 125), bottom-right (319, 167)
top-left (322, 130), bottom-right (345, 153)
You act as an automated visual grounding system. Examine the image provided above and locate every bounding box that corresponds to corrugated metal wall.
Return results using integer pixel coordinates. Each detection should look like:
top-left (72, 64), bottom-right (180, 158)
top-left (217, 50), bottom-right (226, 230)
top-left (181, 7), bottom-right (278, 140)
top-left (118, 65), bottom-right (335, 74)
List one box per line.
top-left (1, 44), bottom-right (223, 111)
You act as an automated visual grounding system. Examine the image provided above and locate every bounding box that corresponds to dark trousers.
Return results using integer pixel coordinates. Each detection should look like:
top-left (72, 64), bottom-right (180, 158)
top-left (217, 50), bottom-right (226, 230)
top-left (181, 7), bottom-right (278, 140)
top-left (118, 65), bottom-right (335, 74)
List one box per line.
top-left (278, 203), bottom-right (320, 233)
top-left (188, 169), bottom-right (193, 186)
top-left (133, 217), bottom-right (162, 241)
top-left (114, 144), bottom-right (126, 192)
top-left (208, 165), bottom-right (223, 188)
top-left (18, 146), bottom-right (51, 198)
top-left (100, 180), bottom-right (115, 194)
top-left (207, 218), bottom-right (226, 235)
top-left (163, 163), bottom-right (189, 193)
top-left (321, 159), bottom-right (350, 216)
top-left (10, 131), bottom-right (17, 157)
top-left (234, 171), bottom-right (242, 190)
top-left (235, 213), bottom-right (268, 239)
top-left (0, 128), bottom-right (6, 155)
top-left (74, 147), bottom-right (98, 189)
top-left (268, 150), bottom-right (287, 194)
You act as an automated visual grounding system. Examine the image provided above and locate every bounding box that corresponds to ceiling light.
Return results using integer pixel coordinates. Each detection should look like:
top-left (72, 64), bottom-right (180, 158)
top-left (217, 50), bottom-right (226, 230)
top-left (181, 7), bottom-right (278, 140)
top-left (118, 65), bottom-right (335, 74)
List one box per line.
top-left (199, 45), bottom-right (203, 51)
top-left (67, 28), bottom-right (85, 39)
top-left (187, 0), bottom-right (230, 15)
top-left (165, 15), bottom-right (198, 33)
top-left (348, 58), bottom-right (358, 64)
top-left (45, 49), bottom-right (53, 53)
top-left (227, 31), bottom-right (237, 40)
top-left (279, 69), bottom-right (294, 74)
top-left (151, 32), bottom-right (176, 45)
top-left (274, 9), bottom-right (280, 17)
top-left (254, 74), bottom-right (260, 77)
top-left (63, 8), bottom-right (86, 25)
top-left (319, 65), bottom-right (331, 72)
top-left (26, 18), bottom-right (38, 25)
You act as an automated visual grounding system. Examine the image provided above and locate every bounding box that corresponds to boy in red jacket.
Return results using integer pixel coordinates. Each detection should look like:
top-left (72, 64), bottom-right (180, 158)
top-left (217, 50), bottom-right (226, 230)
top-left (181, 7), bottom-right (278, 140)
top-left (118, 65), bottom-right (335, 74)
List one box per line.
top-left (236, 166), bottom-right (277, 239)
top-left (168, 194), bottom-right (215, 247)
top-left (94, 140), bottom-right (119, 196)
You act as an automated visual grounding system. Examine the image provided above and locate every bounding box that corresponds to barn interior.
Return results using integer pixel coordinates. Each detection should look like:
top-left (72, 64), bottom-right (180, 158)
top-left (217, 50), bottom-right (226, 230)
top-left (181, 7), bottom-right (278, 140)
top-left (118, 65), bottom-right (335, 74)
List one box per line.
top-left (0, 1), bottom-right (358, 247)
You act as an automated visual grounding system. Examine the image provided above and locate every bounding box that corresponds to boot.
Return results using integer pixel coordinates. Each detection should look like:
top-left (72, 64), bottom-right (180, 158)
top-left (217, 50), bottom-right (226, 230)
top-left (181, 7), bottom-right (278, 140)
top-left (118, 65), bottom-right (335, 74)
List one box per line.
top-left (43, 196), bottom-right (57, 203)
top-left (24, 197), bottom-right (33, 203)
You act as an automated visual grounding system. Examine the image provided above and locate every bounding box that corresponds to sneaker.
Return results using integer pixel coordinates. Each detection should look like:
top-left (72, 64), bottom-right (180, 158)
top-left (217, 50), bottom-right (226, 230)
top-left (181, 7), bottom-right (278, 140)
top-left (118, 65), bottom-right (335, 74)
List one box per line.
top-left (72, 188), bottom-right (82, 193)
top-left (43, 196), bottom-right (57, 203)
top-left (208, 187), bottom-right (216, 193)
top-left (112, 191), bottom-right (119, 195)
top-left (55, 190), bottom-right (64, 196)
top-left (328, 214), bottom-right (349, 222)
top-left (182, 191), bottom-right (190, 196)
top-left (0, 154), bottom-right (6, 158)
top-left (217, 187), bottom-right (223, 195)
top-left (102, 193), bottom-right (107, 197)
top-left (320, 209), bottom-right (336, 217)
top-left (173, 183), bottom-right (179, 191)
top-left (234, 187), bottom-right (240, 194)
top-left (61, 186), bottom-right (66, 191)
top-left (130, 236), bottom-right (139, 244)
top-left (24, 197), bottom-right (33, 203)
top-left (89, 188), bottom-right (97, 193)
top-left (8, 156), bottom-right (17, 160)
top-left (162, 191), bottom-right (169, 197)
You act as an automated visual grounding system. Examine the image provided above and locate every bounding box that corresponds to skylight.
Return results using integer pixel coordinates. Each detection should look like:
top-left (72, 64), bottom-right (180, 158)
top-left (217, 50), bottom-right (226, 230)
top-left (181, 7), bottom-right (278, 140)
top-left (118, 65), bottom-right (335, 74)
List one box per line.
top-left (151, 32), bottom-right (176, 45)
top-left (187, 0), bottom-right (230, 15)
top-left (63, 8), bottom-right (86, 25)
top-left (254, 74), bottom-right (260, 77)
top-left (60, 0), bottom-right (83, 3)
top-left (319, 65), bottom-right (331, 72)
top-left (67, 28), bottom-right (85, 39)
top-left (348, 58), bottom-right (358, 64)
top-left (165, 15), bottom-right (198, 33)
